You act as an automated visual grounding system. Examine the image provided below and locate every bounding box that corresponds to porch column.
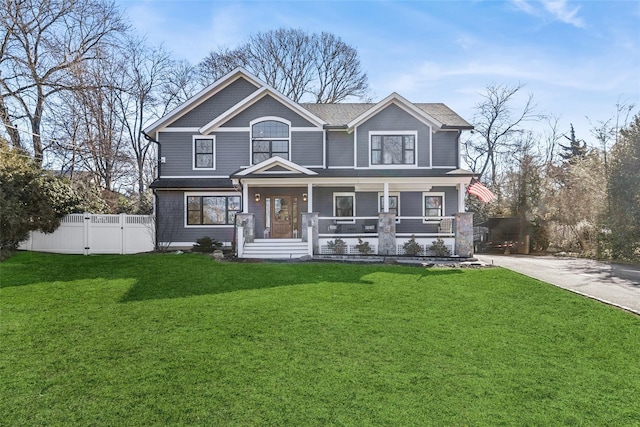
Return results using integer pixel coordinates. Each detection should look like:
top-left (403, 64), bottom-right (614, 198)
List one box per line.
top-left (457, 183), bottom-right (466, 212)
top-left (383, 182), bottom-right (389, 212)
top-left (378, 212), bottom-right (396, 255)
top-left (242, 183), bottom-right (249, 213)
top-left (455, 212), bottom-right (473, 257)
top-left (236, 213), bottom-right (255, 243)
top-left (307, 183), bottom-right (313, 213)
top-left (301, 212), bottom-right (318, 254)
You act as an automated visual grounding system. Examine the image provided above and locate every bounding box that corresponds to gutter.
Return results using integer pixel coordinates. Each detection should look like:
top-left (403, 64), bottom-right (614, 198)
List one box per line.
top-left (323, 124), bottom-right (348, 130)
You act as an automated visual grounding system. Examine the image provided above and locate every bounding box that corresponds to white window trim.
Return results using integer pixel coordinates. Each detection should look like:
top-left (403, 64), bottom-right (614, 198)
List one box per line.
top-left (192, 135), bottom-right (216, 171)
top-left (333, 192), bottom-right (356, 223)
top-left (368, 131), bottom-right (418, 169)
top-left (422, 192), bottom-right (445, 223)
top-left (250, 117), bottom-right (291, 165)
top-left (378, 192), bottom-right (401, 223)
top-left (184, 192), bottom-right (242, 228)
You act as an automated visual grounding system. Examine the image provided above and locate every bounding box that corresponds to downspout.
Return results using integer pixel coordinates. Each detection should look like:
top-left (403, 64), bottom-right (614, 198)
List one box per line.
top-left (142, 131), bottom-right (161, 251)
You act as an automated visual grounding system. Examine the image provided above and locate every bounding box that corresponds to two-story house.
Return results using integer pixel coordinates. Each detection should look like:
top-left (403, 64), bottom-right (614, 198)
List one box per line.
top-left (144, 68), bottom-right (476, 259)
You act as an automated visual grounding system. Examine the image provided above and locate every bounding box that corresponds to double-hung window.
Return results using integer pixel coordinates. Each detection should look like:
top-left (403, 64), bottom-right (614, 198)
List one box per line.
top-left (251, 120), bottom-right (290, 164)
top-left (370, 133), bottom-right (416, 166)
top-left (423, 192), bottom-right (444, 221)
top-left (334, 192), bottom-right (355, 223)
top-left (193, 137), bottom-right (215, 169)
top-left (186, 194), bottom-right (241, 226)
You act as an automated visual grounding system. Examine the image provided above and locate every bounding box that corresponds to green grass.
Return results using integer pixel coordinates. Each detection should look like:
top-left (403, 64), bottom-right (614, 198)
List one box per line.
top-left (1, 252), bottom-right (639, 426)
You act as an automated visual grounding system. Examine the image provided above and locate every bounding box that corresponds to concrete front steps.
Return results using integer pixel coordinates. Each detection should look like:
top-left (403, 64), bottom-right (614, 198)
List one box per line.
top-left (241, 239), bottom-right (310, 259)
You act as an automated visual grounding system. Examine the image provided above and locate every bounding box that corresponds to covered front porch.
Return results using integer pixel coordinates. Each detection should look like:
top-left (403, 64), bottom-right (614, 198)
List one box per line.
top-left (236, 211), bottom-right (474, 259)
top-left (231, 157), bottom-right (474, 259)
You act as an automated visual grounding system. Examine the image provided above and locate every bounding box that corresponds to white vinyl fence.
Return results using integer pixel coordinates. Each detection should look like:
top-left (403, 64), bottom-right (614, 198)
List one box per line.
top-left (19, 213), bottom-right (155, 255)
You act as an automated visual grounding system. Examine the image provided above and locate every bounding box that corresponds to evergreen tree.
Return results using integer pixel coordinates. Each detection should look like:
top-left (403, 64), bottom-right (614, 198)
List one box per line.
top-left (559, 124), bottom-right (587, 161)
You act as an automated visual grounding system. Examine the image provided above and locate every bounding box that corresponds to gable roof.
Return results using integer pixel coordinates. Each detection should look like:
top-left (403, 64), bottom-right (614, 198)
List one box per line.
top-left (145, 67), bottom-right (472, 139)
top-left (232, 156), bottom-right (318, 177)
top-left (143, 68), bottom-right (264, 138)
top-left (199, 87), bottom-right (326, 134)
top-left (301, 100), bottom-right (472, 130)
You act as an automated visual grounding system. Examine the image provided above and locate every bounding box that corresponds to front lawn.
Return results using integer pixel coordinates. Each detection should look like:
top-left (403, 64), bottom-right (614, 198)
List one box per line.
top-left (1, 252), bottom-right (639, 425)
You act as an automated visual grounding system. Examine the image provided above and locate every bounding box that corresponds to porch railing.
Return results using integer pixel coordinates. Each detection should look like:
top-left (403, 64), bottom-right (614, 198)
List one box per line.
top-left (318, 216), bottom-right (455, 237)
top-left (317, 215), bottom-right (456, 256)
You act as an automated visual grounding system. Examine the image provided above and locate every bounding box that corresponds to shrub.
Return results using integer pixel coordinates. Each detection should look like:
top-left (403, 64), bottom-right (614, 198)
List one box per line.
top-left (403, 235), bottom-right (423, 256)
top-left (355, 238), bottom-right (373, 255)
top-left (327, 238), bottom-right (346, 254)
top-left (0, 140), bottom-right (82, 257)
top-left (429, 238), bottom-right (451, 257)
top-left (192, 237), bottom-right (222, 253)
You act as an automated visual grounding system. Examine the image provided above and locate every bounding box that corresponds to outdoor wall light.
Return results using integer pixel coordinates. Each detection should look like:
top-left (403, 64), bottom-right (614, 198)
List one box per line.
top-left (254, 193), bottom-right (261, 202)
top-left (302, 193), bottom-right (308, 202)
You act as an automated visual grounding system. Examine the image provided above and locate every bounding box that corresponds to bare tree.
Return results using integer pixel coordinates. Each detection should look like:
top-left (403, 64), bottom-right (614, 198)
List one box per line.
top-left (159, 59), bottom-right (201, 115)
top-left (199, 28), bottom-right (369, 103)
top-left (313, 32), bottom-right (369, 103)
top-left (463, 83), bottom-right (539, 188)
top-left (114, 38), bottom-right (172, 201)
top-left (56, 48), bottom-right (132, 192)
top-left (0, 0), bottom-right (127, 165)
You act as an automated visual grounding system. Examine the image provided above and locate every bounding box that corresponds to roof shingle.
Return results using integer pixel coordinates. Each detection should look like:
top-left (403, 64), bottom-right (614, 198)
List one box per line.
top-left (300, 102), bottom-right (472, 129)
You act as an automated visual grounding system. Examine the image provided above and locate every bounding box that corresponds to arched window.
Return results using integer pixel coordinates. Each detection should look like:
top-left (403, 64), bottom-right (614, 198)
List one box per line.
top-left (251, 119), bottom-right (290, 164)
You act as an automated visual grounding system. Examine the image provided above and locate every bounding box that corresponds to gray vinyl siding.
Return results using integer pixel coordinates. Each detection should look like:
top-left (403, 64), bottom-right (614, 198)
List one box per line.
top-left (171, 78), bottom-right (259, 128)
top-left (156, 191), bottom-right (238, 245)
top-left (327, 131), bottom-right (354, 168)
top-left (292, 131), bottom-right (323, 166)
top-left (223, 95), bottom-right (316, 128)
top-left (432, 131), bottom-right (459, 167)
top-left (158, 132), bottom-right (195, 176)
top-left (216, 132), bottom-right (250, 172)
top-left (399, 187), bottom-right (458, 216)
top-left (158, 131), bottom-right (250, 176)
top-left (355, 104), bottom-right (431, 168)
top-left (356, 192), bottom-right (378, 215)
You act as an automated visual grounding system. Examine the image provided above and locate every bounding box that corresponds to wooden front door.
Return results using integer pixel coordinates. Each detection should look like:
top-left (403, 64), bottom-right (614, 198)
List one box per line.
top-left (271, 196), bottom-right (292, 238)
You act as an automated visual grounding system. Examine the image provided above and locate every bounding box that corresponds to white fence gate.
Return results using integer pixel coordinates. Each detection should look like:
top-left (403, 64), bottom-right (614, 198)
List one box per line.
top-left (19, 213), bottom-right (155, 255)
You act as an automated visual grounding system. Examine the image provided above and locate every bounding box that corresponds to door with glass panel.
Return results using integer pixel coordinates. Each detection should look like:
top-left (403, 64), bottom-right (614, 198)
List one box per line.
top-left (270, 196), bottom-right (292, 238)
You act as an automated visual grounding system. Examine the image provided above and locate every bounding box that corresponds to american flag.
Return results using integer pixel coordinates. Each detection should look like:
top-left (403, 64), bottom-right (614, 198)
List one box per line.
top-left (467, 178), bottom-right (495, 203)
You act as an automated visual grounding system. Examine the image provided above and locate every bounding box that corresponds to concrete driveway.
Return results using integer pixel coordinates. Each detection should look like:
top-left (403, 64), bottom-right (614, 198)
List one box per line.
top-left (475, 254), bottom-right (640, 315)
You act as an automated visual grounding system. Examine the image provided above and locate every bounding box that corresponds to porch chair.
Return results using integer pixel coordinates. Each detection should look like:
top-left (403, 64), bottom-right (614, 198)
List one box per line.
top-left (438, 218), bottom-right (453, 234)
top-left (362, 220), bottom-right (377, 233)
top-left (327, 224), bottom-right (342, 233)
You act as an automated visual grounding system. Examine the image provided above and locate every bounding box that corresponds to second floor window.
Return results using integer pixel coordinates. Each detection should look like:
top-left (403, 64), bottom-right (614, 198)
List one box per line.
top-left (194, 137), bottom-right (214, 169)
top-left (252, 120), bottom-right (289, 164)
top-left (371, 134), bottom-right (415, 165)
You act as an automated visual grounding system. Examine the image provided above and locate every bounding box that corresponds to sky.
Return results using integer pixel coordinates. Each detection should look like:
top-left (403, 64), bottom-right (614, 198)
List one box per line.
top-left (117, 0), bottom-right (640, 147)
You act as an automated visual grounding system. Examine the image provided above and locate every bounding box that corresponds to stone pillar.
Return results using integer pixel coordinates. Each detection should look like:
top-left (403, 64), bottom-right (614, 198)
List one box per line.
top-left (301, 212), bottom-right (319, 254)
top-left (235, 213), bottom-right (255, 244)
top-left (378, 212), bottom-right (397, 255)
top-left (455, 212), bottom-right (473, 257)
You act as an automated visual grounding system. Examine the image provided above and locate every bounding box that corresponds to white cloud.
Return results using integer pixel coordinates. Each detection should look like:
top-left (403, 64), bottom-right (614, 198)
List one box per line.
top-left (510, 0), bottom-right (586, 28)
top-left (541, 0), bottom-right (585, 28)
